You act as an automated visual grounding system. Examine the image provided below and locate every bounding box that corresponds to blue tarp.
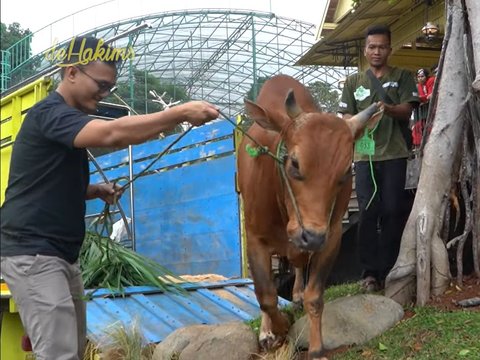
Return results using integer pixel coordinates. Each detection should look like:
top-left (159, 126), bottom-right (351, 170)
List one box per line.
top-left (86, 279), bottom-right (290, 343)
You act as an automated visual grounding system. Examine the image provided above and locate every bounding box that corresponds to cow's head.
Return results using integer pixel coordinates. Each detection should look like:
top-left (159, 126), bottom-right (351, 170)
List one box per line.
top-left (244, 89), bottom-right (382, 252)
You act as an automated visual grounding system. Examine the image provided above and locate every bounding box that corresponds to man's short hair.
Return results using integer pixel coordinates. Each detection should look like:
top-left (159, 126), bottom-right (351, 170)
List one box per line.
top-left (60, 36), bottom-right (119, 78)
top-left (365, 24), bottom-right (391, 44)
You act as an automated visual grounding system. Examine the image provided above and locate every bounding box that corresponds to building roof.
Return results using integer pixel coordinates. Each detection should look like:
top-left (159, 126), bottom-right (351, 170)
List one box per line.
top-left (297, 0), bottom-right (445, 71)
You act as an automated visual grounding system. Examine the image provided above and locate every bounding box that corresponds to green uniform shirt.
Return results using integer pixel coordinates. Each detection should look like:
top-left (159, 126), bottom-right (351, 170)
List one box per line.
top-left (339, 67), bottom-right (419, 161)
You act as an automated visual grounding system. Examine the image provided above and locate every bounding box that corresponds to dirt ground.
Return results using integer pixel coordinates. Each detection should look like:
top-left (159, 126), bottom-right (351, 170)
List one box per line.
top-left (166, 272), bottom-right (479, 360)
top-left (426, 273), bottom-right (480, 312)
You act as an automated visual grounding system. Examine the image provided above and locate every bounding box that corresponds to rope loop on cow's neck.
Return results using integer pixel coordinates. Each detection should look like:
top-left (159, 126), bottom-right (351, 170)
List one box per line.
top-left (277, 139), bottom-right (304, 229)
top-left (219, 109), bottom-right (303, 227)
top-left (219, 110), bottom-right (284, 163)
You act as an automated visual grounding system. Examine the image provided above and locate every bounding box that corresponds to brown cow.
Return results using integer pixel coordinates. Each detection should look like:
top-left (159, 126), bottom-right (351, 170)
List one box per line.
top-left (237, 75), bottom-right (382, 359)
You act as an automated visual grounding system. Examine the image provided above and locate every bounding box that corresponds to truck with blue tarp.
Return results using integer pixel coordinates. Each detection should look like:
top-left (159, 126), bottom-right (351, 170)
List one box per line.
top-left (0, 76), bottom-right (259, 359)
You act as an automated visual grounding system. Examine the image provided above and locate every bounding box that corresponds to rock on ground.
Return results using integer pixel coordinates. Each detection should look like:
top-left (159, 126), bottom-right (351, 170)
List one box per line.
top-left (152, 322), bottom-right (258, 360)
top-left (152, 294), bottom-right (404, 359)
top-left (288, 294), bottom-right (404, 350)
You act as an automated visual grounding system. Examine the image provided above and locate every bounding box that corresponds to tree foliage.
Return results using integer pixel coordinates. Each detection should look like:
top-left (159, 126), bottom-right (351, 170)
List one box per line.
top-left (106, 68), bottom-right (190, 115)
top-left (1, 22), bottom-right (34, 90)
top-left (1, 22), bottom-right (31, 51)
top-left (245, 76), bottom-right (340, 114)
top-left (307, 81), bottom-right (341, 113)
top-left (245, 76), bottom-right (270, 101)
top-left (104, 68), bottom-right (191, 136)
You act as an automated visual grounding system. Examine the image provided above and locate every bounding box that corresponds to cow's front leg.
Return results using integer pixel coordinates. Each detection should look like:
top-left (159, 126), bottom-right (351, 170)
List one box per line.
top-left (304, 282), bottom-right (328, 360)
top-left (303, 252), bottom-right (339, 359)
top-left (292, 267), bottom-right (304, 311)
top-left (287, 243), bottom-right (308, 312)
top-left (304, 225), bottom-right (342, 360)
top-left (248, 242), bottom-right (290, 351)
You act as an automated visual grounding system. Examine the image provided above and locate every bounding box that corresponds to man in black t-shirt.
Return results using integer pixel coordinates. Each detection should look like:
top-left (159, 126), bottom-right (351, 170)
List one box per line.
top-left (0, 37), bottom-right (219, 360)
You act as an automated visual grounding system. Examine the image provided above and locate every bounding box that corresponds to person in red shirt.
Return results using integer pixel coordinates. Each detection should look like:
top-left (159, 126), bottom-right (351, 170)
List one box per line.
top-left (412, 68), bottom-right (436, 147)
top-left (416, 68), bottom-right (435, 103)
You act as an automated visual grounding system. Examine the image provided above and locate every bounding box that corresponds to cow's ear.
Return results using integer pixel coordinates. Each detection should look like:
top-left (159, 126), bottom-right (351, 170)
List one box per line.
top-left (285, 89), bottom-right (302, 119)
top-left (345, 102), bottom-right (384, 139)
top-left (244, 98), bottom-right (279, 131)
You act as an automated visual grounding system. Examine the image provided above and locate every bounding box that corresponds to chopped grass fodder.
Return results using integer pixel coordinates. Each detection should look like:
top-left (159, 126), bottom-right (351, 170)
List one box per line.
top-left (81, 231), bottom-right (186, 295)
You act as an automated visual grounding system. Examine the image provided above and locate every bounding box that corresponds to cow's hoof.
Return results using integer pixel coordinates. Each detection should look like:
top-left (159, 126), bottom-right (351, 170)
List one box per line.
top-left (259, 331), bottom-right (285, 352)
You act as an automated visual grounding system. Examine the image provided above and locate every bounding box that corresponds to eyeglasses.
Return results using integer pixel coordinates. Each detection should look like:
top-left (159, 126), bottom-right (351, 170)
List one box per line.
top-left (76, 66), bottom-right (116, 94)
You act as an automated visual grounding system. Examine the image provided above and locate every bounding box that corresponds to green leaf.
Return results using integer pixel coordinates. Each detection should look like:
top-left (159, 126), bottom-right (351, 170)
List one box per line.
top-left (459, 349), bottom-right (471, 356)
top-left (378, 342), bottom-right (388, 351)
top-left (80, 229), bottom-right (186, 295)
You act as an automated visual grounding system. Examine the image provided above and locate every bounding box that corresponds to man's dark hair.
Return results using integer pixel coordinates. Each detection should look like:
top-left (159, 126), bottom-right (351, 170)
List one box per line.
top-left (365, 24), bottom-right (391, 44)
top-left (59, 36), bottom-right (119, 78)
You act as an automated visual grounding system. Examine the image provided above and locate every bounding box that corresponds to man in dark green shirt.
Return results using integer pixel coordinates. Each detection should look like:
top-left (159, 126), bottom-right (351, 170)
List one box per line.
top-left (339, 25), bottom-right (419, 291)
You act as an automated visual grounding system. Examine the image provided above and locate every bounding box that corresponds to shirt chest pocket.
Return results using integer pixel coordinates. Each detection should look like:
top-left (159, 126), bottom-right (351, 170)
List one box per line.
top-left (355, 81), bottom-right (400, 107)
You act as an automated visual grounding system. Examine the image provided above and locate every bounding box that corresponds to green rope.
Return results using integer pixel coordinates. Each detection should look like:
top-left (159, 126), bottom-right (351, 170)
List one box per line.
top-left (119, 125), bottom-right (194, 192)
top-left (362, 122), bottom-right (380, 210)
top-left (276, 138), bottom-right (288, 161)
top-left (365, 154), bottom-right (378, 210)
top-left (245, 143), bottom-right (268, 157)
top-left (219, 111), bottom-right (283, 163)
top-left (220, 110), bottom-right (305, 230)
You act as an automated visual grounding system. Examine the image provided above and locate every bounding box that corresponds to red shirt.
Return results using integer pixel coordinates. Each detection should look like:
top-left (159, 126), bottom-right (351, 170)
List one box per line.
top-left (417, 76), bottom-right (435, 103)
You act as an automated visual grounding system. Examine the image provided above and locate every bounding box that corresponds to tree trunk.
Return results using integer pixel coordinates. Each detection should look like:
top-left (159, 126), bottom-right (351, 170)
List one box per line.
top-left (385, 0), bottom-right (468, 305)
top-left (466, 0), bottom-right (480, 93)
top-left (416, 214), bottom-right (431, 306)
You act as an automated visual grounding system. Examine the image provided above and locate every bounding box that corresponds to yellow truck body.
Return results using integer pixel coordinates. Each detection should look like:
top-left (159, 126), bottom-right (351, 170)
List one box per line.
top-left (1, 77), bottom-right (52, 360)
top-left (1, 77), bottom-right (53, 205)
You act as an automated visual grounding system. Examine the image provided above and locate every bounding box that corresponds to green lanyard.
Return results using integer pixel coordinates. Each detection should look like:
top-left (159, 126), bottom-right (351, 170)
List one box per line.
top-left (355, 123), bottom-right (380, 210)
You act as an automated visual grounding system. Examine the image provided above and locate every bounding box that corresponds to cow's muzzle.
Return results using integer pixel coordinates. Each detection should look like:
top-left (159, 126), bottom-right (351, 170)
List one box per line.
top-left (291, 228), bottom-right (326, 251)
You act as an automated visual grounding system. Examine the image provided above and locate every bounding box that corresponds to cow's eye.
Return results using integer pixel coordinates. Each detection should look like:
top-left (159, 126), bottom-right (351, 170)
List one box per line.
top-left (288, 156), bottom-right (304, 180)
top-left (291, 157), bottom-right (299, 169)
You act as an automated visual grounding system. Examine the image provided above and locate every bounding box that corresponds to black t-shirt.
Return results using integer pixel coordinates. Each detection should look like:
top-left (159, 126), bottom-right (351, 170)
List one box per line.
top-left (1, 91), bottom-right (93, 263)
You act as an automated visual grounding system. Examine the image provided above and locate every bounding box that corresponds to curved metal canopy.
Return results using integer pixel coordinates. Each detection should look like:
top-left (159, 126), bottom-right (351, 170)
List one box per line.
top-left (7, 9), bottom-right (352, 116)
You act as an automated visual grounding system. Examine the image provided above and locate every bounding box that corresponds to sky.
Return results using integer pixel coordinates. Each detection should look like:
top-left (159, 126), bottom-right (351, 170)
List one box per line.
top-left (1, 0), bottom-right (328, 53)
